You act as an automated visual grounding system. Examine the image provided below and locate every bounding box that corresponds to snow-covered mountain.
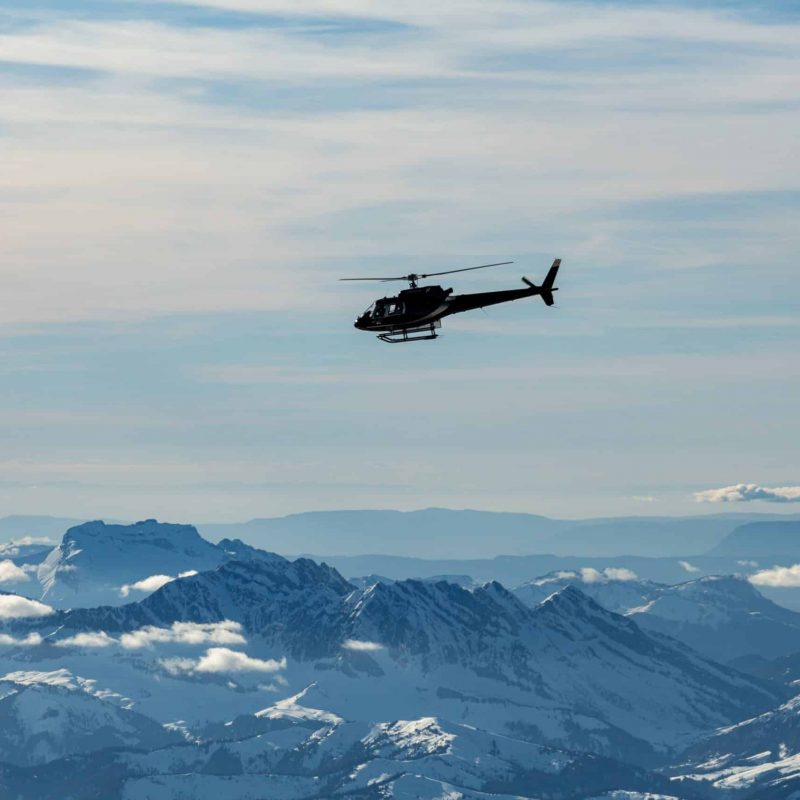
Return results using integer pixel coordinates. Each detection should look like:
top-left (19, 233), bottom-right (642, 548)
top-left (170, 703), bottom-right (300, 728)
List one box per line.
top-left (512, 570), bottom-right (663, 614)
top-left (0, 519), bottom-right (792, 799)
top-left (36, 519), bottom-right (227, 607)
top-left (515, 572), bottom-right (800, 665)
top-left (0, 669), bottom-right (181, 765)
top-left (627, 575), bottom-right (800, 663)
top-left (0, 709), bottom-right (681, 800)
top-left (673, 693), bottom-right (800, 798)
top-left (30, 559), bottom-right (779, 764)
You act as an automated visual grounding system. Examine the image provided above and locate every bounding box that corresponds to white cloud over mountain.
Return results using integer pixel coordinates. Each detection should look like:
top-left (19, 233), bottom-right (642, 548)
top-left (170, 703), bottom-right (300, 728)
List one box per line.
top-left (54, 631), bottom-right (116, 648)
top-left (119, 570), bottom-right (198, 597)
top-left (0, 595), bottom-right (54, 619)
top-left (118, 620), bottom-right (246, 649)
top-left (749, 564), bottom-right (800, 588)
top-left (342, 639), bottom-right (384, 652)
top-left (695, 484), bottom-right (800, 503)
top-left (161, 648), bottom-right (287, 674)
top-left (0, 560), bottom-right (30, 583)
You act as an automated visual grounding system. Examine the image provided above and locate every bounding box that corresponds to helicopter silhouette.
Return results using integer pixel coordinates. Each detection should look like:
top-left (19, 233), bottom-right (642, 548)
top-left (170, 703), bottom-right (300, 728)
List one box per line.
top-left (342, 259), bottom-right (561, 342)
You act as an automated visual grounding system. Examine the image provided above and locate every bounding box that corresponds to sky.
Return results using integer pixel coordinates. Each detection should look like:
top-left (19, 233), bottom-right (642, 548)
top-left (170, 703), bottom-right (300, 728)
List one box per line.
top-left (0, 0), bottom-right (799, 522)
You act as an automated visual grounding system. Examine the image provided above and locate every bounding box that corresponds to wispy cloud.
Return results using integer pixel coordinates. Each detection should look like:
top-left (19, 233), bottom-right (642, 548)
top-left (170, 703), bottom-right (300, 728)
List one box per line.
top-left (749, 564), bottom-right (800, 588)
top-left (694, 483), bottom-right (800, 503)
top-left (342, 638), bottom-right (384, 652)
top-left (119, 570), bottom-right (198, 597)
top-left (679, 560), bottom-right (701, 573)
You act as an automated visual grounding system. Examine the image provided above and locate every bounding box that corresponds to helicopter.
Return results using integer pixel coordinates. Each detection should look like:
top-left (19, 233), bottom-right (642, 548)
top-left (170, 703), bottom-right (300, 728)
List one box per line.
top-left (341, 258), bottom-right (561, 342)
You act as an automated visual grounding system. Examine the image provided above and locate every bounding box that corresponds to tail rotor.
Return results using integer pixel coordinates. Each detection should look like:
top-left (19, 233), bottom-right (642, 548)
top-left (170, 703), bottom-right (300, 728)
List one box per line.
top-left (522, 258), bottom-right (560, 306)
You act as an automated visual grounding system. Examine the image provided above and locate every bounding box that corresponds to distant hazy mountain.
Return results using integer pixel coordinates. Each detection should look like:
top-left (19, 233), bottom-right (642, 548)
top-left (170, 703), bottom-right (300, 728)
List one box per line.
top-left (199, 509), bottom-right (800, 558)
top-left (0, 516), bottom-right (84, 541)
top-left (707, 520), bottom-right (800, 558)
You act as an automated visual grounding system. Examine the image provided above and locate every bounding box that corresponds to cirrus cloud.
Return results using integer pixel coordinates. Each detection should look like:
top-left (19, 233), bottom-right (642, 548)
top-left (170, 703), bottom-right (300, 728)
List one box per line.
top-left (694, 484), bottom-right (800, 503)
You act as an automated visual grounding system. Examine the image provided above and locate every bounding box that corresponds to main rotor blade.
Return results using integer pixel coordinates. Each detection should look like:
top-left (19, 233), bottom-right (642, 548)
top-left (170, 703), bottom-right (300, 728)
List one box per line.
top-left (339, 261), bottom-right (513, 282)
top-left (339, 276), bottom-right (407, 281)
top-left (418, 261), bottom-right (513, 278)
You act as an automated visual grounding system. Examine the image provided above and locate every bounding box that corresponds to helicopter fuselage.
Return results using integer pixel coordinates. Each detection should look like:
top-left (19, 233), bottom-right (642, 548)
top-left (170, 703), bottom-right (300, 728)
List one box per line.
top-left (354, 283), bottom-right (543, 332)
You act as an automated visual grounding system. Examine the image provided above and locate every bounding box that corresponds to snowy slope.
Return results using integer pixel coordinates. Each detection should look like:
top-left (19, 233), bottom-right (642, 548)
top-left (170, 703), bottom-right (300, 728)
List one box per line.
top-left (0, 669), bottom-right (181, 765)
top-left (0, 713), bottom-right (680, 800)
top-left (515, 572), bottom-right (800, 664)
top-left (627, 575), bottom-right (800, 663)
top-left (512, 571), bottom-right (663, 614)
top-left (29, 562), bottom-right (779, 763)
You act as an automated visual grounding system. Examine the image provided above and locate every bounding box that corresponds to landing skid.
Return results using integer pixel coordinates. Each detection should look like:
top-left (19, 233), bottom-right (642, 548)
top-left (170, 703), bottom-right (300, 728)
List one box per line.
top-left (378, 320), bottom-right (441, 343)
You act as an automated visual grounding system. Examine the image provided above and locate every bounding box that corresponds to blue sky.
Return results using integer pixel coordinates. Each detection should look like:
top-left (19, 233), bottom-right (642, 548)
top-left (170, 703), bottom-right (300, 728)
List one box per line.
top-left (0, 0), bottom-right (798, 521)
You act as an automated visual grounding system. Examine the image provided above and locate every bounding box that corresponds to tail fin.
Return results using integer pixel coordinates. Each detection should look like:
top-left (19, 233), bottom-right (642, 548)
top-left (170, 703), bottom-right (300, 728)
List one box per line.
top-left (522, 258), bottom-right (560, 306)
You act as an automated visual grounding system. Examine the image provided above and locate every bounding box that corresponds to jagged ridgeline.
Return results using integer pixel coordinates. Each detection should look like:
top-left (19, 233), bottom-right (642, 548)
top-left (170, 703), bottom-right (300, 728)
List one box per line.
top-left (0, 519), bottom-right (796, 799)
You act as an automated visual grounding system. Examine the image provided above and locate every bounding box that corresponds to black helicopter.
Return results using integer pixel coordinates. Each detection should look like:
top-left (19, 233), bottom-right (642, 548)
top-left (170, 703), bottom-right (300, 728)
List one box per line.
top-left (342, 259), bottom-right (561, 342)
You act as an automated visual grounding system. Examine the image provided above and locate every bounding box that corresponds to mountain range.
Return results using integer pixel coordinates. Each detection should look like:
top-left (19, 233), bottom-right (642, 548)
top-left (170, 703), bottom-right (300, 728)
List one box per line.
top-left (0, 518), bottom-right (799, 798)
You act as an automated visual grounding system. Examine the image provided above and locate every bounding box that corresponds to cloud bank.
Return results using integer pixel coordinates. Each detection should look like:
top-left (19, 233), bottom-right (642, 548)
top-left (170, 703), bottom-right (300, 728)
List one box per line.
top-left (694, 484), bottom-right (800, 503)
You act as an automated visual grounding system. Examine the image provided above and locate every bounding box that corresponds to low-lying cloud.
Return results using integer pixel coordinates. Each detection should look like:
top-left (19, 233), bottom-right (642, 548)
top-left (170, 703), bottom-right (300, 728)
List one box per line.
top-left (0, 560), bottom-right (30, 583)
top-left (679, 560), bottom-right (701, 573)
top-left (119, 570), bottom-right (198, 597)
top-left (580, 567), bottom-right (639, 583)
top-left (54, 631), bottom-right (116, 648)
top-left (0, 595), bottom-right (54, 619)
top-left (694, 483), bottom-right (800, 503)
top-left (161, 647), bottom-right (287, 675)
top-left (119, 620), bottom-right (245, 649)
top-left (749, 564), bottom-right (800, 588)
top-left (342, 639), bottom-right (384, 652)
top-left (0, 633), bottom-right (43, 646)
